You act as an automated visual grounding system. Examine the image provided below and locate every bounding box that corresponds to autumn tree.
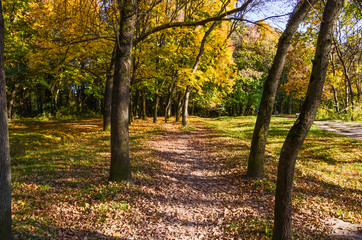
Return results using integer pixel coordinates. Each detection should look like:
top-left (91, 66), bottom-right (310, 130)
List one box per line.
top-left (190, 22), bottom-right (236, 117)
top-left (272, 0), bottom-right (343, 239)
top-left (109, 0), bottom-right (254, 181)
top-left (108, 0), bottom-right (137, 181)
top-left (278, 0), bottom-right (361, 120)
top-left (279, 37), bottom-right (314, 112)
top-left (3, 0), bottom-right (37, 119)
top-left (0, 1), bottom-right (12, 239)
top-left (3, 0), bottom-right (114, 119)
top-left (331, 0), bottom-right (361, 117)
top-left (246, 0), bottom-right (317, 178)
top-left (226, 22), bottom-right (278, 116)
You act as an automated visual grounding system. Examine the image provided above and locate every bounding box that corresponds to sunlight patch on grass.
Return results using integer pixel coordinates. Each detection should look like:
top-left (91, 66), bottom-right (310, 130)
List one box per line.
top-left (9, 118), bottom-right (164, 238)
top-left (199, 115), bottom-right (361, 225)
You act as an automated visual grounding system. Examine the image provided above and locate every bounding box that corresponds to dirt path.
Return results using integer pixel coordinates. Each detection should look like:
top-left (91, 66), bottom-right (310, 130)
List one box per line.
top-left (124, 121), bottom-right (361, 239)
top-left (314, 121), bottom-right (362, 140)
top-left (130, 123), bottom-right (243, 239)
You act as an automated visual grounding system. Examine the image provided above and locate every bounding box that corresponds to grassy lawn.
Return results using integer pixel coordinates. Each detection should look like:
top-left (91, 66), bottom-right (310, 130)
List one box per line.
top-left (200, 116), bottom-right (361, 226)
top-left (8, 116), bottom-right (361, 239)
top-left (9, 118), bottom-right (165, 239)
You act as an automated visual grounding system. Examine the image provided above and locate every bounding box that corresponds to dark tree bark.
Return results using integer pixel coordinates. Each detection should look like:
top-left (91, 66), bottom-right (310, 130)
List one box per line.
top-left (153, 78), bottom-right (165, 123)
top-left (247, 0), bottom-right (317, 178)
top-left (129, 94), bottom-right (134, 124)
top-left (356, 81), bottom-right (361, 104)
top-left (103, 45), bottom-right (116, 131)
top-left (153, 91), bottom-right (160, 123)
top-left (142, 90), bottom-right (147, 120)
top-left (0, 2), bottom-right (12, 238)
top-left (165, 82), bottom-right (175, 123)
top-left (133, 90), bottom-right (139, 119)
top-left (176, 91), bottom-right (183, 122)
top-left (109, 0), bottom-right (137, 182)
top-left (272, 1), bottom-right (343, 239)
top-left (7, 83), bottom-right (19, 120)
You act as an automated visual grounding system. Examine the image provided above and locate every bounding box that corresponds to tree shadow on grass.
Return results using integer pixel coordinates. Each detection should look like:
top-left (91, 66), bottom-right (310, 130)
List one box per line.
top-left (294, 171), bottom-right (362, 217)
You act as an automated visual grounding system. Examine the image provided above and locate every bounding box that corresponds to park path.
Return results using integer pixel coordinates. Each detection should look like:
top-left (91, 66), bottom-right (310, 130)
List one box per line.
top-left (314, 121), bottom-right (362, 140)
top-left (130, 123), bottom-right (246, 239)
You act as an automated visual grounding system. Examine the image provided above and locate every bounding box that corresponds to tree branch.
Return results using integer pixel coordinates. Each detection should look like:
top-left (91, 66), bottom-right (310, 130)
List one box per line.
top-left (136, 0), bottom-right (254, 43)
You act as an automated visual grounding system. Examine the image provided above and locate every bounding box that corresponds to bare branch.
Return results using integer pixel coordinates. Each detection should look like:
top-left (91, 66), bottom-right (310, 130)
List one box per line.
top-left (136, 0), bottom-right (254, 43)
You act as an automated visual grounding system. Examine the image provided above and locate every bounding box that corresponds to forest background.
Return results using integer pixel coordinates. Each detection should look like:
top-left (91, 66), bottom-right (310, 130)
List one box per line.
top-left (3, 0), bottom-right (361, 122)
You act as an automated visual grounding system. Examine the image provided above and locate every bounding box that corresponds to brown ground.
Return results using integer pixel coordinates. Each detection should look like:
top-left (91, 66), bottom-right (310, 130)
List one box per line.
top-left (127, 123), bottom-right (262, 239)
top-left (10, 118), bottom-right (361, 239)
top-left (108, 120), bottom-right (360, 239)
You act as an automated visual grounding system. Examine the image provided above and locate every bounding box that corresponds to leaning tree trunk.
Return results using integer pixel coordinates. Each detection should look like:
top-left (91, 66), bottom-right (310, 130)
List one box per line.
top-left (336, 44), bottom-right (355, 109)
top-left (109, 0), bottom-right (137, 182)
top-left (355, 81), bottom-right (361, 104)
top-left (0, 3), bottom-right (12, 238)
top-left (330, 55), bottom-right (340, 112)
top-left (247, 0), bottom-right (317, 178)
top-left (182, 21), bottom-right (218, 127)
top-left (272, 1), bottom-right (343, 239)
top-left (103, 45), bottom-right (116, 131)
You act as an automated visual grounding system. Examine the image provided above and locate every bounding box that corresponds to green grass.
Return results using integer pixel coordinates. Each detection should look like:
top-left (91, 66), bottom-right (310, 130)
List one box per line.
top-left (200, 115), bottom-right (361, 227)
top-left (9, 118), bottom-right (164, 239)
top-left (8, 116), bottom-right (361, 239)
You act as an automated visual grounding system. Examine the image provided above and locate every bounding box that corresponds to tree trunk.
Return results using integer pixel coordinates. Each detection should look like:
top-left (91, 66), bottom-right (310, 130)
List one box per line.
top-left (336, 42), bottom-right (355, 110)
top-left (332, 85), bottom-right (340, 112)
top-left (7, 83), bottom-right (19, 120)
top-left (167, 102), bottom-right (172, 118)
top-left (165, 82), bottom-right (175, 123)
top-left (344, 76), bottom-right (350, 109)
top-left (103, 45), bottom-right (116, 131)
top-left (355, 81), bottom-right (361, 104)
top-left (182, 86), bottom-right (192, 126)
top-left (133, 90), bottom-right (139, 119)
top-left (0, 3), bottom-right (12, 238)
top-left (330, 54), bottom-right (340, 112)
top-left (142, 90), bottom-right (147, 120)
top-left (129, 94), bottom-right (134, 124)
top-left (176, 91), bottom-right (183, 122)
top-left (181, 21), bottom-right (217, 126)
top-left (247, 0), bottom-right (317, 178)
top-left (153, 92), bottom-right (159, 123)
top-left (272, 1), bottom-right (342, 239)
top-left (109, 0), bottom-right (137, 182)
